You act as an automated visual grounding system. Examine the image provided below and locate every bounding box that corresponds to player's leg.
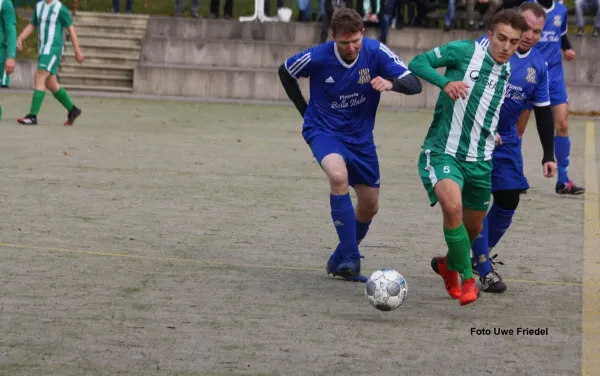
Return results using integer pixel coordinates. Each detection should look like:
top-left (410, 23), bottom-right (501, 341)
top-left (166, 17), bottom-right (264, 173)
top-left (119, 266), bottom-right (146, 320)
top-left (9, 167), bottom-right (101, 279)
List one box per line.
top-left (549, 67), bottom-right (584, 194)
top-left (418, 150), bottom-right (471, 303)
top-left (353, 185), bottom-right (378, 245)
top-left (46, 73), bottom-right (82, 126)
top-left (348, 141), bottom-right (381, 246)
top-left (552, 102), bottom-right (585, 194)
top-left (308, 134), bottom-right (362, 281)
top-left (471, 142), bottom-right (526, 293)
top-left (17, 67), bottom-right (51, 125)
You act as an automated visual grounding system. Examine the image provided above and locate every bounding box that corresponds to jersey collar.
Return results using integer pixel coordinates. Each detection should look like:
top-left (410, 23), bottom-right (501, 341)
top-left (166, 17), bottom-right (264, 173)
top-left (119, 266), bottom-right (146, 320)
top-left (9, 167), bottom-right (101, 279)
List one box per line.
top-left (334, 43), bottom-right (360, 69)
top-left (533, 0), bottom-right (555, 13)
top-left (516, 48), bottom-right (532, 59)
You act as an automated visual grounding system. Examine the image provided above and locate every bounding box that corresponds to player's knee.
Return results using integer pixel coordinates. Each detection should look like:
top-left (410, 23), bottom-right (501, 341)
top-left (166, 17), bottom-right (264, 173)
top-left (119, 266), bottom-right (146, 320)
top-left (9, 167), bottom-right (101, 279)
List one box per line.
top-left (357, 202), bottom-right (379, 219)
top-left (327, 170), bottom-right (349, 191)
top-left (555, 118), bottom-right (568, 136)
top-left (492, 190), bottom-right (520, 211)
top-left (440, 200), bottom-right (462, 225)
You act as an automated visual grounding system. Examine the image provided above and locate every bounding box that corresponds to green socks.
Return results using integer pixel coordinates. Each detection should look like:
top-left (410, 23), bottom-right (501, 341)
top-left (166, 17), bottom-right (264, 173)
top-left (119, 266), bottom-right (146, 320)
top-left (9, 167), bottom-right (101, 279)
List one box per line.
top-left (444, 224), bottom-right (474, 280)
top-left (53, 87), bottom-right (74, 111)
top-left (29, 90), bottom-right (46, 116)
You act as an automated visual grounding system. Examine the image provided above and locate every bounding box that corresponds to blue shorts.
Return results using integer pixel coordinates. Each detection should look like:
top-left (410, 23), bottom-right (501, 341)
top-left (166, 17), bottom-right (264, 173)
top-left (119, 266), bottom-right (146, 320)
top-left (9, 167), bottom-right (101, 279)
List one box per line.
top-left (525, 65), bottom-right (568, 110)
top-left (491, 139), bottom-right (529, 192)
top-left (307, 133), bottom-right (380, 188)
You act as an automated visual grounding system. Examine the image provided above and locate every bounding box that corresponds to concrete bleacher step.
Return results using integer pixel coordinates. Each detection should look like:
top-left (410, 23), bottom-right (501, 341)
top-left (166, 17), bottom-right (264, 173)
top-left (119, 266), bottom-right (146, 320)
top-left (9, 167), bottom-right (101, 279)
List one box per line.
top-left (57, 72), bottom-right (133, 88)
top-left (77, 42), bottom-right (142, 60)
top-left (74, 24), bottom-right (147, 39)
top-left (76, 32), bottom-right (142, 49)
top-left (59, 63), bottom-right (133, 79)
top-left (73, 11), bottom-right (149, 28)
top-left (63, 51), bottom-right (140, 67)
top-left (61, 84), bottom-right (134, 93)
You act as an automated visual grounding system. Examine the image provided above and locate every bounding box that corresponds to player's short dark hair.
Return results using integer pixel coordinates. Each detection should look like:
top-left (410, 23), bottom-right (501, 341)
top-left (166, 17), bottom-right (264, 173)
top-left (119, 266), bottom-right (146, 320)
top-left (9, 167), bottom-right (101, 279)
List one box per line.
top-left (489, 9), bottom-right (529, 33)
top-left (331, 8), bottom-right (364, 36)
top-left (518, 2), bottom-right (547, 21)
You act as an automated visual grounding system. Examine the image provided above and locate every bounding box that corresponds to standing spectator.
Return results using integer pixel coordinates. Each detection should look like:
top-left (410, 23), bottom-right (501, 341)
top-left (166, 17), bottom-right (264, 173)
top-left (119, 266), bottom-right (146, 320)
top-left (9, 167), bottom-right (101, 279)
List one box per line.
top-left (466, 0), bottom-right (503, 30)
top-left (113, 0), bottom-right (133, 13)
top-left (575, 0), bottom-right (600, 36)
top-left (296, 0), bottom-right (313, 21)
top-left (209, 0), bottom-right (234, 18)
top-left (175, 0), bottom-right (200, 18)
top-left (263, 0), bottom-right (284, 18)
top-left (320, 0), bottom-right (353, 43)
top-left (444, 0), bottom-right (465, 31)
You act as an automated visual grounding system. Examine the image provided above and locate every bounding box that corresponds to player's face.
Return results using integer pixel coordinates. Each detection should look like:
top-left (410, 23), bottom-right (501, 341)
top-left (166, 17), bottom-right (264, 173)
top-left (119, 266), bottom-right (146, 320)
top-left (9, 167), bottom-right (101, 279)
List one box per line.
top-left (333, 29), bottom-right (365, 62)
top-left (519, 11), bottom-right (545, 51)
top-left (487, 23), bottom-right (522, 64)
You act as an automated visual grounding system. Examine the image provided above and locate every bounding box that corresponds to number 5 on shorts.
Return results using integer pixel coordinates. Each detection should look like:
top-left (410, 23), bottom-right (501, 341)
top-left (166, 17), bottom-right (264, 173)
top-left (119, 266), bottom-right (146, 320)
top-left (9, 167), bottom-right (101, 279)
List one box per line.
top-left (443, 166), bottom-right (450, 174)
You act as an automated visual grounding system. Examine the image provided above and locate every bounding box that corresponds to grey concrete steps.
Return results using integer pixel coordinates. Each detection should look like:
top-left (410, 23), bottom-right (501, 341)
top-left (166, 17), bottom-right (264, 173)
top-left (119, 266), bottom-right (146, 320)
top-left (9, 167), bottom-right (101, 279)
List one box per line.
top-left (59, 12), bottom-right (148, 91)
top-left (75, 32), bottom-right (143, 49)
top-left (63, 51), bottom-right (140, 66)
top-left (77, 43), bottom-right (142, 60)
top-left (59, 62), bottom-right (134, 79)
top-left (73, 11), bottom-right (149, 28)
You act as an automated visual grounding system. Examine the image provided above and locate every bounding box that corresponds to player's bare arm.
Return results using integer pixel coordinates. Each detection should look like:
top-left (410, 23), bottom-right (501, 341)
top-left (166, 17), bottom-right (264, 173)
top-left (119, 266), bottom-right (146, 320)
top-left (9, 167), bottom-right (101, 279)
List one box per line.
top-left (16, 24), bottom-right (36, 51)
top-left (67, 26), bottom-right (84, 64)
top-left (278, 64), bottom-right (307, 118)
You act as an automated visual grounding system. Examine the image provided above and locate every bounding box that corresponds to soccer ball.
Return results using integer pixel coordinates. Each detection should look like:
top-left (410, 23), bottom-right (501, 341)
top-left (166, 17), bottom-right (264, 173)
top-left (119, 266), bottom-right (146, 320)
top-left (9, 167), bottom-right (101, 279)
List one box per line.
top-left (365, 269), bottom-right (408, 311)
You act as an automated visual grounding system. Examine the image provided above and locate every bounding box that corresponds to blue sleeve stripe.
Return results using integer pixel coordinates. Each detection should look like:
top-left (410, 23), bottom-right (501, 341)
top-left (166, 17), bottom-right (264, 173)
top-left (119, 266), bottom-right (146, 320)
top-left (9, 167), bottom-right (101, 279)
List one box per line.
top-left (286, 53), bottom-right (311, 78)
top-left (379, 44), bottom-right (407, 68)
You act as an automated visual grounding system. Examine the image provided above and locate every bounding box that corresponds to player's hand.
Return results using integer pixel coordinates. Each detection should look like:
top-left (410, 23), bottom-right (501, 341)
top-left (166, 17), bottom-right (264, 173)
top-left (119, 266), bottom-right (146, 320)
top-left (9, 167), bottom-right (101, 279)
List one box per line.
top-left (370, 76), bottom-right (392, 92)
top-left (75, 51), bottom-right (84, 64)
top-left (564, 49), bottom-right (576, 60)
top-left (543, 161), bottom-right (557, 178)
top-left (5, 58), bottom-right (15, 74)
top-left (16, 39), bottom-right (23, 51)
top-left (495, 133), bottom-right (502, 145)
top-left (444, 81), bottom-right (469, 101)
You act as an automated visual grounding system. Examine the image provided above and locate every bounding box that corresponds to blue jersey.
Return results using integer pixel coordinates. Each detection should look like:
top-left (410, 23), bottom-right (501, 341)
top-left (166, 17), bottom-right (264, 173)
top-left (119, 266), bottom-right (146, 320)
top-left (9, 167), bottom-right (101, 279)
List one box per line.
top-left (284, 38), bottom-right (410, 146)
top-left (478, 36), bottom-right (550, 144)
top-left (530, 0), bottom-right (568, 69)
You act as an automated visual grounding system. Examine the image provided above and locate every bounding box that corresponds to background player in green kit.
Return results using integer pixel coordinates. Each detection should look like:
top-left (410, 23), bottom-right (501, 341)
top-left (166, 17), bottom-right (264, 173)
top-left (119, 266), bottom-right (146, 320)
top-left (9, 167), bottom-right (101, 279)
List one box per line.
top-left (16, 0), bottom-right (84, 126)
top-left (407, 9), bottom-right (528, 307)
top-left (0, 0), bottom-right (17, 121)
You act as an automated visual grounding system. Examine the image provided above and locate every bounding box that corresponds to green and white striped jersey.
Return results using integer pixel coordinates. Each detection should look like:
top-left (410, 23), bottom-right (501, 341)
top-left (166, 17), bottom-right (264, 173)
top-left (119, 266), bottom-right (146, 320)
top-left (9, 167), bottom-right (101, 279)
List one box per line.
top-left (408, 40), bottom-right (511, 162)
top-left (31, 0), bottom-right (72, 56)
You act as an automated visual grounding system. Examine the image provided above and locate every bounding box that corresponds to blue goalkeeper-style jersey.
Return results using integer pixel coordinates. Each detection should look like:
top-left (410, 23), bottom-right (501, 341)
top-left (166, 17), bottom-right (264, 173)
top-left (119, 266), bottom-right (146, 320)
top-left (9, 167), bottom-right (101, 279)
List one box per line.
top-left (530, 0), bottom-right (568, 69)
top-left (479, 36), bottom-right (550, 144)
top-left (284, 37), bottom-right (410, 146)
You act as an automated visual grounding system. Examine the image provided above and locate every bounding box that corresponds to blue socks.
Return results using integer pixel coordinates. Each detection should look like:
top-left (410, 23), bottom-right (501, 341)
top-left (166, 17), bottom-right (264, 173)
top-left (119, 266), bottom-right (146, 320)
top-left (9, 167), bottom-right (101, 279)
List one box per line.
top-left (555, 136), bottom-right (570, 185)
top-left (330, 193), bottom-right (358, 257)
top-left (472, 216), bottom-right (492, 277)
top-left (472, 203), bottom-right (516, 276)
top-left (487, 203), bottom-right (515, 248)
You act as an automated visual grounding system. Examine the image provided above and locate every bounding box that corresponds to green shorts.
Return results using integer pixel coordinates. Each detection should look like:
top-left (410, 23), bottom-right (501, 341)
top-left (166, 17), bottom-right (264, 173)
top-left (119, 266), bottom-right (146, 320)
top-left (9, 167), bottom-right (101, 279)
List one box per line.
top-left (37, 54), bottom-right (61, 76)
top-left (418, 149), bottom-right (492, 212)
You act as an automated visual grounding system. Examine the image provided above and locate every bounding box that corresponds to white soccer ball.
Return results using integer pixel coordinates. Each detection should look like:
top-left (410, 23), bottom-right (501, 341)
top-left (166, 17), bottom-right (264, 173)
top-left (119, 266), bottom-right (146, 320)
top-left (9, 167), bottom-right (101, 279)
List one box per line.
top-left (365, 268), bottom-right (408, 311)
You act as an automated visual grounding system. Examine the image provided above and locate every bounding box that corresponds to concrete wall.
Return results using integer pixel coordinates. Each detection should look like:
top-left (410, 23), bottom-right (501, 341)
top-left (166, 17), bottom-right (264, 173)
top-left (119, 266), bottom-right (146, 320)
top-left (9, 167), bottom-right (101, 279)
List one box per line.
top-left (7, 60), bottom-right (37, 89)
top-left (134, 17), bottom-right (600, 113)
